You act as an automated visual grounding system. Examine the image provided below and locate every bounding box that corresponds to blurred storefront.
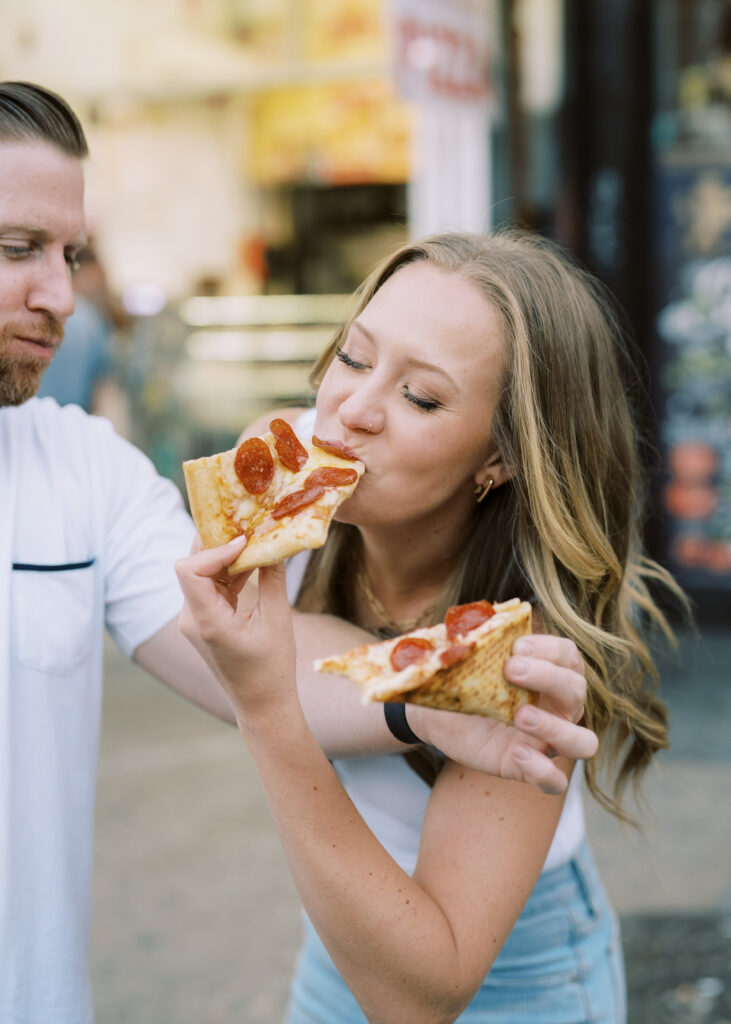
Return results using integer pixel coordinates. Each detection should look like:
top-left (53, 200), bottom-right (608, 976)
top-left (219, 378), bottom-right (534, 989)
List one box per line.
top-left (651, 1), bottom-right (731, 611)
top-left (500, 0), bottom-right (731, 617)
top-left (1, 0), bottom-right (727, 613)
top-left (84, 0), bottom-right (497, 487)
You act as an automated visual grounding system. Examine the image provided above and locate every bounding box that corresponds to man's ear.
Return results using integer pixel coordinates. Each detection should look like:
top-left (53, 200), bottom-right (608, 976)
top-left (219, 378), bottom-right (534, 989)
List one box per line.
top-left (473, 449), bottom-right (513, 492)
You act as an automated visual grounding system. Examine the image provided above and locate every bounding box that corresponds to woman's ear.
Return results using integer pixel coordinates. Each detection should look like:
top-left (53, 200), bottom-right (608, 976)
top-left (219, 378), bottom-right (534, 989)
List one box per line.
top-left (474, 450), bottom-right (513, 492)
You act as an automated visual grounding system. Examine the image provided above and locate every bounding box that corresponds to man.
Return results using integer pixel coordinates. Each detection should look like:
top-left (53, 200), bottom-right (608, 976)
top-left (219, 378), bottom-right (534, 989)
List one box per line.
top-left (0, 82), bottom-right (594, 1022)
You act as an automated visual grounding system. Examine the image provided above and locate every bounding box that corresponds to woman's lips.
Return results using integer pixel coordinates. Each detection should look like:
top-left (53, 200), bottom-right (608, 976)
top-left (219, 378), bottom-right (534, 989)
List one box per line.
top-left (312, 434), bottom-right (364, 464)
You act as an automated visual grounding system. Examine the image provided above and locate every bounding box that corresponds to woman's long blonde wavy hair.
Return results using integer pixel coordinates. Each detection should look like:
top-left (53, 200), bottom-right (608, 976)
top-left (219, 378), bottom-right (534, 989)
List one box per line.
top-left (301, 228), bottom-right (688, 821)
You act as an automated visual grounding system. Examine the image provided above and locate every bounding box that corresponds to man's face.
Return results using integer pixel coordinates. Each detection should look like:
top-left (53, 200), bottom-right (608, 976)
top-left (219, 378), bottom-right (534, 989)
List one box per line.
top-left (0, 140), bottom-right (86, 406)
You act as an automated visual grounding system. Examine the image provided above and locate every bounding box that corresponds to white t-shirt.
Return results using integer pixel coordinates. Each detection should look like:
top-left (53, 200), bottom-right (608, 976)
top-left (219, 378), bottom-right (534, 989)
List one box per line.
top-left (287, 407), bottom-right (585, 878)
top-left (0, 398), bottom-right (195, 1023)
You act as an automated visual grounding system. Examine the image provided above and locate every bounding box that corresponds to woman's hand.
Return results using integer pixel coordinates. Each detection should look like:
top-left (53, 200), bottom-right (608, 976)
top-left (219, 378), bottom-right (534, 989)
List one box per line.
top-left (175, 536), bottom-right (297, 724)
top-left (408, 634), bottom-right (597, 795)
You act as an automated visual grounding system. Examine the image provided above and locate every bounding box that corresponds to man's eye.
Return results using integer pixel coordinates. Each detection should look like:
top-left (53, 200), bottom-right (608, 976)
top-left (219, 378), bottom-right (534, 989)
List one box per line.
top-left (1, 245), bottom-right (33, 259)
top-left (336, 346), bottom-right (367, 370)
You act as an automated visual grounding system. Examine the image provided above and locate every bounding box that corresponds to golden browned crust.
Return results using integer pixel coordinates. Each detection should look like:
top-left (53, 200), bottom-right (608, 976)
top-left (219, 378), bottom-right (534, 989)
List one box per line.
top-left (316, 602), bottom-right (536, 724)
top-left (182, 452), bottom-right (240, 549)
top-left (393, 603), bottom-right (536, 723)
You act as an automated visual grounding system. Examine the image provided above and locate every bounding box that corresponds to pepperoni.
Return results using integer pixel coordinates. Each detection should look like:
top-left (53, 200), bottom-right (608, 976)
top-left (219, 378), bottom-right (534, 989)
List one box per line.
top-left (234, 438), bottom-right (275, 494)
top-left (445, 600), bottom-right (495, 640)
top-left (305, 466), bottom-right (359, 488)
top-left (312, 435), bottom-right (360, 461)
top-left (270, 418), bottom-right (308, 472)
top-left (271, 484), bottom-right (325, 520)
top-left (390, 636), bottom-right (434, 672)
top-left (439, 642), bottom-right (473, 668)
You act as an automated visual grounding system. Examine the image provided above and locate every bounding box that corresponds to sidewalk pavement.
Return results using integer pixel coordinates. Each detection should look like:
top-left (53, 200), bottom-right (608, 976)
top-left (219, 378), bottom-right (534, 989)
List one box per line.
top-left (91, 627), bottom-right (731, 1023)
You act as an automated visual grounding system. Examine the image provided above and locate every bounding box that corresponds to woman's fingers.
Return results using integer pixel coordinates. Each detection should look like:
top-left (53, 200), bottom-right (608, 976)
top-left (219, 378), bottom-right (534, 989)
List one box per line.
top-left (514, 634), bottom-right (585, 674)
top-left (513, 704), bottom-right (598, 761)
top-left (175, 535), bottom-right (250, 619)
top-left (256, 563), bottom-right (293, 626)
top-left (509, 745), bottom-right (570, 796)
top-left (503, 652), bottom-right (587, 723)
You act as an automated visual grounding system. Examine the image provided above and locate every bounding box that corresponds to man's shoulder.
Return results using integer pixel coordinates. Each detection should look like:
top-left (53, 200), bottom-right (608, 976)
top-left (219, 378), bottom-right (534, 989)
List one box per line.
top-left (18, 396), bottom-right (123, 445)
top-left (7, 398), bottom-right (153, 485)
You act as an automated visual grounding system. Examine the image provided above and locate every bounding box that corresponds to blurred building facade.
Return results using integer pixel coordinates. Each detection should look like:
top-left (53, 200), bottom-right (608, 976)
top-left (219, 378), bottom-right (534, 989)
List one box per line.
top-left (1, 0), bottom-right (728, 616)
top-left (509, 0), bottom-right (731, 620)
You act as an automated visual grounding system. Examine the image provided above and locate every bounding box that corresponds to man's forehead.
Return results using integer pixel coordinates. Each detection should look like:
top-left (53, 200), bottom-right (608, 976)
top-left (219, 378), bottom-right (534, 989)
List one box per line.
top-left (0, 138), bottom-right (86, 243)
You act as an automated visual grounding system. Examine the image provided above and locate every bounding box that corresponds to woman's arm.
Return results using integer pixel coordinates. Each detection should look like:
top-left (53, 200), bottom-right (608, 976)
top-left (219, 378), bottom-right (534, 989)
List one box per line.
top-left (228, 407), bottom-right (594, 787)
top-left (176, 546), bottom-right (569, 1024)
top-left (243, 696), bottom-right (566, 1024)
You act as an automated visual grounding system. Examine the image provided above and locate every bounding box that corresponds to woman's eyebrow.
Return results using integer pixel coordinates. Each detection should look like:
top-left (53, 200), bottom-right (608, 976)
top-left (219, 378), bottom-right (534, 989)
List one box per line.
top-left (351, 319), bottom-right (458, 389)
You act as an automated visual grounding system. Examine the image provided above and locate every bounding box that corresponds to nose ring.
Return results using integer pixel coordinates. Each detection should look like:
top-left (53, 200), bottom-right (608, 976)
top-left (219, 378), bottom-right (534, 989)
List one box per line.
top-left (367, 420), bottom-right (373, 432)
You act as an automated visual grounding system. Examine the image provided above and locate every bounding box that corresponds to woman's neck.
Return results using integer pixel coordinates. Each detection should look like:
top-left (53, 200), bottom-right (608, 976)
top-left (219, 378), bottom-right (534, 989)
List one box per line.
top-left (354, 513), bottom-right (470, 632)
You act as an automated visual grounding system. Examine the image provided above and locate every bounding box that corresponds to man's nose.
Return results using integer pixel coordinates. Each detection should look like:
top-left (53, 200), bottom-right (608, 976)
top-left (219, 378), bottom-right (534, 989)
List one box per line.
top-left (27, 254), bottom-right (75, 322)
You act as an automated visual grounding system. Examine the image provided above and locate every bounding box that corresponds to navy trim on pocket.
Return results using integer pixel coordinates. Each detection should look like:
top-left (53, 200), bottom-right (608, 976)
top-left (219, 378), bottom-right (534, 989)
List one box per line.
top-left (12, 559), bottom-right (95, 572)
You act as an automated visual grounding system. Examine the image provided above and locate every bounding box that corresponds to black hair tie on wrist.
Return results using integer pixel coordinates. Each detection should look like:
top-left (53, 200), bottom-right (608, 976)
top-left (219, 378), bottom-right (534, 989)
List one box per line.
top-left (384, 702), bottom-right (421, 746)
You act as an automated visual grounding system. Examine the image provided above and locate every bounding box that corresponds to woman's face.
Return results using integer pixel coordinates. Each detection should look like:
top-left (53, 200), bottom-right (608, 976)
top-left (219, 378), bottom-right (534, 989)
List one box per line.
top-left (314, 262), bottom-right (508, 533)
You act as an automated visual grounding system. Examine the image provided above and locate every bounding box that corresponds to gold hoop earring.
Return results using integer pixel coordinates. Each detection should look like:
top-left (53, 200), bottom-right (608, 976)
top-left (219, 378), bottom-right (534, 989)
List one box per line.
top-left (474, 477), bottom-right (494, 504)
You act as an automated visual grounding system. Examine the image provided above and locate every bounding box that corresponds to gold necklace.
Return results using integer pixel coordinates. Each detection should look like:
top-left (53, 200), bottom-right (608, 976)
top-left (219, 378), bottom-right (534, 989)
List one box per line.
top-left (356, 567), bottom-right (437, 634)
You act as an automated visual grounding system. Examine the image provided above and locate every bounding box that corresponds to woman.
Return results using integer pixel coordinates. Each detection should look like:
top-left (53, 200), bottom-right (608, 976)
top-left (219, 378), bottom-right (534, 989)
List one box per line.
top-left (176, 230), bottom-right (685, 1023)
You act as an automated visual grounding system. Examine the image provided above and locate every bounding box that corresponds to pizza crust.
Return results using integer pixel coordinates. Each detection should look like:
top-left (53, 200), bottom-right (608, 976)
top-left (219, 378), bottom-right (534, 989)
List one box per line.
top-left (315, 600), bottom-right (536, 724)
top-left (182, 430), bottom-right (364, 574)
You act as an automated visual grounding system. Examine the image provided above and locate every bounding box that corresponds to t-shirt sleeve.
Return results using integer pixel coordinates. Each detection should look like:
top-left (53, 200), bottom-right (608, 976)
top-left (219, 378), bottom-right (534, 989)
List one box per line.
top-left (98, 424), bottom-right (195, 658)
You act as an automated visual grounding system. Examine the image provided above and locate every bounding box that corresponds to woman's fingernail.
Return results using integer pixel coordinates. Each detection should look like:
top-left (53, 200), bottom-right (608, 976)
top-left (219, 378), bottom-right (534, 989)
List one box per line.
top-left (508, 656), bottom-right (529, 678)
top-left (520, 707), bottom-right (540, 727)
top-left (513, 638), bottom-right (534, 656)
top-left (228, 534), bottom-right (247, 546)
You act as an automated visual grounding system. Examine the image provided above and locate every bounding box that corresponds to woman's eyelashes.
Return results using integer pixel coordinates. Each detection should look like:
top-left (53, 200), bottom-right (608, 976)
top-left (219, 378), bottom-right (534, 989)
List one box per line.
top-left (335, 346), bottom-right (368, 370)
top-left (402, 388), bottom-right (442, 413)
top-left (335, 347), bottom-right (443, 413)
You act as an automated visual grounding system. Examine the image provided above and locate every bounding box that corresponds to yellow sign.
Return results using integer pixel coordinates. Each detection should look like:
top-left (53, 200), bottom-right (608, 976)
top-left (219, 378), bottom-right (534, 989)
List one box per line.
top-left (303, 0), bottom-right (387, 63)
top-left (250, 79), bottom-right (412, 185)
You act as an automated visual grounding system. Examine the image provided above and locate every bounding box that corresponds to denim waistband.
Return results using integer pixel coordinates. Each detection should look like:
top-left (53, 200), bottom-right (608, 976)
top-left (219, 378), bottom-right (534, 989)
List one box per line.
top-left (520, 839), bottom-right (605, 918)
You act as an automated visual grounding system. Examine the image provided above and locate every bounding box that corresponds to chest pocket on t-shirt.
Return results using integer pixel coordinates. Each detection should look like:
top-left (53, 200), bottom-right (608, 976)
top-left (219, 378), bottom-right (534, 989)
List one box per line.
top-left (11, 560), bottom-right (96, 674)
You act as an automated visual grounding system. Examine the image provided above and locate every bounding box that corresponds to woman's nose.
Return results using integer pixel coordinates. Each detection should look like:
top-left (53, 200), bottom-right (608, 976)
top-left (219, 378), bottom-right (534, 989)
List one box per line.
top-left (338, 391), bottom-right (384, 435)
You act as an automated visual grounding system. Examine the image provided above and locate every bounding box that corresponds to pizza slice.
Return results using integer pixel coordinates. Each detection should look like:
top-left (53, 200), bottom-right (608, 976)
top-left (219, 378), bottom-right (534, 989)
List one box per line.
top-left (182, 418), bottom-right (364, 574)
top-left (315, 598), bottom-right (537, 724)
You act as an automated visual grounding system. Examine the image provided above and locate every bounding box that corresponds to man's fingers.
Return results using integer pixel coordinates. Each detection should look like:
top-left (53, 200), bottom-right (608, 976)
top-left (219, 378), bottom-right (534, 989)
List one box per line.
top-left (513, 704), bottom-right (598, 760)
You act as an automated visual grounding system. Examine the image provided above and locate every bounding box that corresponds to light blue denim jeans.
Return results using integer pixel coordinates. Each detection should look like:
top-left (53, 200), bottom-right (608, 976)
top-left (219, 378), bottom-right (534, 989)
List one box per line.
top-left (285, 841), bottom-right (626, 1024)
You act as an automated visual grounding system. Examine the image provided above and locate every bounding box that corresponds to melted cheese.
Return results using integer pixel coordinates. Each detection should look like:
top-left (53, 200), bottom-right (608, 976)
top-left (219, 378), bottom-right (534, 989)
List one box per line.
top-left (316, 599), bottom-right (525, 699)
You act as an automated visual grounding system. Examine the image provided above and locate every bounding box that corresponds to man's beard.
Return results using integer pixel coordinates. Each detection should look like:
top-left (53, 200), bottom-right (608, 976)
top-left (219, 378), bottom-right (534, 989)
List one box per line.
top-left (0, 318), bottom-right (64, 407)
